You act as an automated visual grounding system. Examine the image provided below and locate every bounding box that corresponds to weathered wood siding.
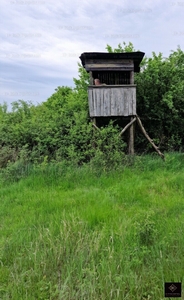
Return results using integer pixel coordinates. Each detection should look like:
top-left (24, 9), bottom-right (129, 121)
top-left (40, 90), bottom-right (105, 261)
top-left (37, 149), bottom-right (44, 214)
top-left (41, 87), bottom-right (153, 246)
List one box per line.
top-left (88, 85), bottom-right (136, 117)
top-left (85, 59), bottom-right (134, 71)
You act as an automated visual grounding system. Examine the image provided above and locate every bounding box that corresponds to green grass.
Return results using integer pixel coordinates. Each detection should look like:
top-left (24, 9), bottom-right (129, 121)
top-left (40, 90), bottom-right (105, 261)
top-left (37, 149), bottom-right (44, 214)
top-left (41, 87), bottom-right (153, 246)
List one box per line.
top-left (0, 153), bottom-right (184, 299)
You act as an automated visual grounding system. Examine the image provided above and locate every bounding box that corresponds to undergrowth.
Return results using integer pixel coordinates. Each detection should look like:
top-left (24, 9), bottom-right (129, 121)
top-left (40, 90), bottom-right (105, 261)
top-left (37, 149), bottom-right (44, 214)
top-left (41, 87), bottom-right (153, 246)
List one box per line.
top-left (0, 153), bottom-right (184, 299)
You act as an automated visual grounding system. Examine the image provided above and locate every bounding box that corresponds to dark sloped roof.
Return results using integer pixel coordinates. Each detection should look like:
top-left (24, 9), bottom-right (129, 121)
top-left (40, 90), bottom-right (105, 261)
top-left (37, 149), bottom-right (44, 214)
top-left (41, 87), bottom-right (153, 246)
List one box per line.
top-left (79, 51), bottom-right (145, 72)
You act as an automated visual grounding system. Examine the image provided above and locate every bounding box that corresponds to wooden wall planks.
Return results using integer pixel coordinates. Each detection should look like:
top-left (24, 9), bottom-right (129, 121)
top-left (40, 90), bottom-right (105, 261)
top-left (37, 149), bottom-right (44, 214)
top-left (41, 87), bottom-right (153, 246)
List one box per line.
top-left (88, 85), bottom-right (136, 117)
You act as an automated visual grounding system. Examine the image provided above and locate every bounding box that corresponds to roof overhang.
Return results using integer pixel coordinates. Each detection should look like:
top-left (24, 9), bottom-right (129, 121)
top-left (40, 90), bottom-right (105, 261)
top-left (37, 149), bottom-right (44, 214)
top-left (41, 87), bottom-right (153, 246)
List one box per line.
top-left (79, 52), bottom-right (145, 73)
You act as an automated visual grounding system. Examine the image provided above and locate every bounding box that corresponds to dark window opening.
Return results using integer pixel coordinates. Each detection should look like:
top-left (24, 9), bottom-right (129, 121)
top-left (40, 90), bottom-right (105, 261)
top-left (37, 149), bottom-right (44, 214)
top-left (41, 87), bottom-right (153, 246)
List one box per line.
top-left (92, 71), bottom-right (130, 85)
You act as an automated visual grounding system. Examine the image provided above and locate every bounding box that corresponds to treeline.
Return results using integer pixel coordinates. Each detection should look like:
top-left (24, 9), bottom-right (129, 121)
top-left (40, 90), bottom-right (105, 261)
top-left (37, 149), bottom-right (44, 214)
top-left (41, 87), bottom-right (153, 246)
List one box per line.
top-left (0, 43), bottom-right (184, 171)
top-left (0, 85), bottom-right (125, 172)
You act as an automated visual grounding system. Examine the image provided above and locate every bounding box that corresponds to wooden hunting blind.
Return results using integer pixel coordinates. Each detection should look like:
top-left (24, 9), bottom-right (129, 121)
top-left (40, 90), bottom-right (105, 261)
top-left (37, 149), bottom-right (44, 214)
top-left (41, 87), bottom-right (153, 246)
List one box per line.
top-left (79, 51), bottom-right (145, 117)
top-left (79, 51), bottom-right (164, 159)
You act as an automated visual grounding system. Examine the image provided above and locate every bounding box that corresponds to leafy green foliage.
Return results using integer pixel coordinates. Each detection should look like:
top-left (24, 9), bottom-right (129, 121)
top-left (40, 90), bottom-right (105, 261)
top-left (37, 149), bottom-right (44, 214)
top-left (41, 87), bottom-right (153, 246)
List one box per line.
top-left (106, 42), bottom-right (184, 152)
top-left (0, 42), bottom-right (184, 171)
top-left (136, 47), bottom-right (184, 152)
top-left (90, 122), bottom-right (126, 171)
top-left (0, 88), bottom-right (125, 172)
top-left (106, 41), bottom-right (136, 53)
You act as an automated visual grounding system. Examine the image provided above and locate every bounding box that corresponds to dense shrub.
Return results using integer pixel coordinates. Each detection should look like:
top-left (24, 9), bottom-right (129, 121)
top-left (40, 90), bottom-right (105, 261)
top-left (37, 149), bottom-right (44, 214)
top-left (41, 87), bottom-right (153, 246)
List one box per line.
top-left (0, 43), bottom-right (184, 170)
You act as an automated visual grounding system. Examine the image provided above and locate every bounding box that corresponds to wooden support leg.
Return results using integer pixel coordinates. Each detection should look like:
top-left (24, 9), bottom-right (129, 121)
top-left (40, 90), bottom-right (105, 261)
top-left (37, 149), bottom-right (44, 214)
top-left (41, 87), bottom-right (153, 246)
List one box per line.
top-left (119, 117), bottom-right (136, 136)
top-left (92, 117), bottom-right (96, 126)
top-left (92, 117), bottom-right (101, 132)
top-left (128, 117), bottom-right (135, 155)
top-left (136, 115), bottom-right (165, 160)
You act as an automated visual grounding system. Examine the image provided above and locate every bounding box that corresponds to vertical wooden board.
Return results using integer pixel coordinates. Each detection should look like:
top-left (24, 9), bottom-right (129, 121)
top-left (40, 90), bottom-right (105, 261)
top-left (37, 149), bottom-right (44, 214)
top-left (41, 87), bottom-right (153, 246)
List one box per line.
top-left (110, 89), bottom-right (113, 116)
top-left (100, 88), bottom-right (103, 116)
top-left (113, 88), bottom-right (117, 115)
top-left (105, 88), bottom-right (109, 116)
top-left (131, 87), bottom-right (135, 115)
top-left (115, 89), bottom-right (118, 115)
top-left (104, 88), bottom-right (109, 116)
top-left (92, 89), bottom-right (95, 117)
top-left (126, 87), bottom-right (136, 115)
top-left (95, 89), bottom-right (100, 116)
top-left (98, 88), bottom-right (103, 116)
top-left (92, 89), bottom-right (96, 117)
top-left (93, 89), bottom-right (97, 117)
top-left (100, 88), bottom-right (104, 116)
top-left (130, 88), bottom-right (135, 115)
top-left (119, 88), bottom-right (124, 115)
top-left (104, 89), bottom-right (111, 117)
top-left (107, 88), bottom-right (111, 116)
top-left (102, 89), bottom-right (105, 116)
top-left (97, 89), bottom-right (101, 116)
top-left (94, 89), bottom-right (98, 116)
top-left (87, 89), bottom-right (91, 115)
top-left (90, 89), bottom-right (94, 117)
top-left (108, 89), bottom-right (111, 116)
top-left (128, 87), bottom-right (131, 115)
top-left (116, 88), bottom-right (121, 115)
top-left (103, 89), bottom-right (109, 117)
top-left (110, 88), bottom-right (114, 115)
top-left (88, 89), bottom-right (93, 117)
top-left (123, 88), bottom-right (129, 116)
top-left (121, 88), bottom-right (125, 116)
top-left (113, 88), bottom-right (118, 115)
top-left (114, 88), bottom-right (119, 115)
top-left (128, 88), bottom-right (133, 116)
top-left (110, 88), bottom-right (116, 116)
top-left (97, 89), bottom-right (102, 116)
top-left (117, 88), bottom-right (123, 115)
top-left (132, 87), bottom-right (136, 114)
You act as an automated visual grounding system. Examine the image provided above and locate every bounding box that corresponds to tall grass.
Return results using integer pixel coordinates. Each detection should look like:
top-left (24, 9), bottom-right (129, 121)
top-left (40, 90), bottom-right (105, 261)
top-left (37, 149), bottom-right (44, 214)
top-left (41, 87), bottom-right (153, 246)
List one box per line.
top-left (0, 153), bottom-right (184, 299)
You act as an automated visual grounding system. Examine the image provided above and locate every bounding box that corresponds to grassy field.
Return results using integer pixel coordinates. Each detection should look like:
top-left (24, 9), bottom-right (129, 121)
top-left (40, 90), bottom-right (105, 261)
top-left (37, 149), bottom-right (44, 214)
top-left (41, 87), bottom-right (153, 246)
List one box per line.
top-left (0, 153), bottom-right (184, 299)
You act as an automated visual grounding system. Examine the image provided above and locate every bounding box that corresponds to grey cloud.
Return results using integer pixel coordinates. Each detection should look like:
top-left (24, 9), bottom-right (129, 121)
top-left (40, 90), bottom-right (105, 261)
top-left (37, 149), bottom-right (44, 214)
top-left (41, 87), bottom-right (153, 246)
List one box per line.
top-left (0, 0), bottom-right (184, 107)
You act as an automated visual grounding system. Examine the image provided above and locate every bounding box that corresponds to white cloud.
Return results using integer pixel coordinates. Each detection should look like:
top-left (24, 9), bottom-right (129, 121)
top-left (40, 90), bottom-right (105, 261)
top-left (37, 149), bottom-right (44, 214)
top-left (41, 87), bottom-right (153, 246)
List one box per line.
top-left (0, 0), bottom-right (184, 108)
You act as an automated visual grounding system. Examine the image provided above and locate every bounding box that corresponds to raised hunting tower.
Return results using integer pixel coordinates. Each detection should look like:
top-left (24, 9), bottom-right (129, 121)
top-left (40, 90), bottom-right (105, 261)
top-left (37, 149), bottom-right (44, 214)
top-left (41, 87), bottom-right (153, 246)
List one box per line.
top-left (79, 51), bottom-right (144, 118)
top-left (79, 51), bottom-right (164, 159)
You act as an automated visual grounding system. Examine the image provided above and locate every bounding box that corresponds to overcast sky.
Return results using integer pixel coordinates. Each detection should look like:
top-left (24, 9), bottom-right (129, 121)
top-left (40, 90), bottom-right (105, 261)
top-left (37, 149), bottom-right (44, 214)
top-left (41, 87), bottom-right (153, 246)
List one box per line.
top-left (1, 0), bottom-right (184, 109)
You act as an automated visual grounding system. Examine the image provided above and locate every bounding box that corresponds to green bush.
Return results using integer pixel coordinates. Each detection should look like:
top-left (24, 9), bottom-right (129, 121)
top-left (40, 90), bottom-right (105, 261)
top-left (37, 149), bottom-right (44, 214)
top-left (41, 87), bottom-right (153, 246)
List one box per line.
top-left (1, 43), bottom-right (184, 170)
top-left (90, 122), bottom-right (126, 171)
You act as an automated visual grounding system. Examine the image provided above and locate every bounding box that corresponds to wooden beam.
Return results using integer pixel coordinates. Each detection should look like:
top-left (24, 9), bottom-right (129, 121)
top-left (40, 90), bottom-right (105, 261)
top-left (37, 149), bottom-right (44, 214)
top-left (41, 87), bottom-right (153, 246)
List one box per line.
top-left (136, 115), bottom-right (165, 160)
top-left (92, 117), bottom-right (96, 126)
top-left (128, 117), bottom-right (135, 155)
top-left (119, 117), bottom-right (136, 136)
top-left (92, 122), bottom-right (101, 132)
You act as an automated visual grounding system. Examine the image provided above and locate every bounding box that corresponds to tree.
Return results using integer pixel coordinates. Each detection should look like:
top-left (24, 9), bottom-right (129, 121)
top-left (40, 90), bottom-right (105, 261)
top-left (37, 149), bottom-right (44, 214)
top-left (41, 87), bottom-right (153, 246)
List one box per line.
top-left (106, 41), bottom-right (136, 53)
top-left (105, 42), bottom-right (184, 152)
top-left (136, 47), bottom-right (184, 151)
